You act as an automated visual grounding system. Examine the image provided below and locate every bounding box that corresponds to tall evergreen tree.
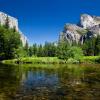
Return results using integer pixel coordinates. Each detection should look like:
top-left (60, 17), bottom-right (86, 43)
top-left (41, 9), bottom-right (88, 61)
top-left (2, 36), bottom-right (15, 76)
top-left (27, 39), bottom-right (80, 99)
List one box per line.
top-left (83, 37), bottom-right (96, 56)
top-left (24, 41), bottom-right (29, 56)
top-left (0, 25), bottom-right (21, 60)
top-left (95, 35), bottom-right (100, 55)
top-left (5, 16), bottom-right (9, 29)
top-left (32, 43), bottom-right (38, 56)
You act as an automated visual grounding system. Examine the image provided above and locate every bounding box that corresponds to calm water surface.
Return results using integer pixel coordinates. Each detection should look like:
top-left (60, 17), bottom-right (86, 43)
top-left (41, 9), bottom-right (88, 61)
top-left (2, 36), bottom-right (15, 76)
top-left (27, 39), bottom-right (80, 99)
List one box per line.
top-left (0, 64), bottom-right (100, 100)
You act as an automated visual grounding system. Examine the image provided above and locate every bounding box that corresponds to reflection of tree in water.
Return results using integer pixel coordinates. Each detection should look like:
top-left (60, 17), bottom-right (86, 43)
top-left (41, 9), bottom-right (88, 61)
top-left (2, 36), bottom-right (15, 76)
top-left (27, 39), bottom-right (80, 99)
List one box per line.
top-left (56, 64), bottom-right (100, 99)
top-left (55, 65), bottom-right (83, 99)
top-left (57, 64), bottom-right (84, 85)
top-left (82, 65), bottom-right (100, 99)
top-left (0, 64), bottom-right (22, 100)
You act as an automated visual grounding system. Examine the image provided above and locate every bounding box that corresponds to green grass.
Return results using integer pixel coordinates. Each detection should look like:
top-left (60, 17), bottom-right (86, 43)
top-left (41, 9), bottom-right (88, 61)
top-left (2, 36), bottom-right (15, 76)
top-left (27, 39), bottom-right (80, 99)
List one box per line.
top-left (2, 56), bottom-right (100, 65)
top-left (2, 57), bottom-right (65, 64)
top-left (80, 56), bottom-right (100, 63)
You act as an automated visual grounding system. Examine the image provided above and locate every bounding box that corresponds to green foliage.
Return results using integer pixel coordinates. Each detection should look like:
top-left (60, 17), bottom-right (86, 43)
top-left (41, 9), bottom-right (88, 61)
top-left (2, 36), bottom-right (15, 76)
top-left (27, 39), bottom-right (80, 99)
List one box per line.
top-left (0, 25), bottom-right (22, 60)
top-left (66, 46), bottom-right (83, 60)
top-left (57, 40), bottom-right (70, 59)
top-left (15, 47), bottom-right (27, 58)
top-left (43, 42), bottom-right (57, 57)
top-left (29, 46), bottom-right (33, 57)
top-left (57, 40), bottom-right (83, 61)
top-left (32, 43), bottom-right (38, 56)
top-left (4, 15), bottom-right (9, 29)
top-left (82, 56), bottom-right (100, 63)
top-left (95, 57), bottom-right (100, 63)
top-left (66, 58), bottom-right (79, 63)
top-left (28, 42), bottom-right (57, 57)
top-left (2, 57), bottom-right (65, 64)
top-left (83, 36), bottom-right (100, 56)
top-left (23, 41), bottom-right (29, 56)
top-left (95, 36), bottom-right (100, 55)
top-left (28, 40), bottom-right (83, 63)
top-left (37, 44), bottom-right (43, 57)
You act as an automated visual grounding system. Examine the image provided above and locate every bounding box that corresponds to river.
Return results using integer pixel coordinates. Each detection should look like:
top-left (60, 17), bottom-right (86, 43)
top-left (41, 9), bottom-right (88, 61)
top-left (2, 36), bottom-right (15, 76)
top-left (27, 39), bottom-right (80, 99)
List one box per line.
top-left (0, 64), bottom-right (100, 100)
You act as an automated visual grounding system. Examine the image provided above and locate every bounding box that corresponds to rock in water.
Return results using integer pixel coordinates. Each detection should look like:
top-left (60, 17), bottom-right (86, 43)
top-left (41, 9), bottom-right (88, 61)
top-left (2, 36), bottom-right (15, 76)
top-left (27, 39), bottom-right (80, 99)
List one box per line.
top-left (0, 11), bottom-right (27, 46)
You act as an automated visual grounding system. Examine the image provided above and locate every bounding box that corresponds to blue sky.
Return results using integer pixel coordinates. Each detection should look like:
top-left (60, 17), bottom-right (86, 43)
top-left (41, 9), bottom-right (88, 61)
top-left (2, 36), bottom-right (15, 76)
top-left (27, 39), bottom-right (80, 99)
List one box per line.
top-left (0, 0), bottom-right (100, 45)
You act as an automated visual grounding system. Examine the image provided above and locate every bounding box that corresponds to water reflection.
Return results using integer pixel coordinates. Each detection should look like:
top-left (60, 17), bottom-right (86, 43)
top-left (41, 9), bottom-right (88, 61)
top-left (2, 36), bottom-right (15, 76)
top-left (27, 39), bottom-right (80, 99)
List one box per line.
top-left (0, 64), bottom-right (100, 100)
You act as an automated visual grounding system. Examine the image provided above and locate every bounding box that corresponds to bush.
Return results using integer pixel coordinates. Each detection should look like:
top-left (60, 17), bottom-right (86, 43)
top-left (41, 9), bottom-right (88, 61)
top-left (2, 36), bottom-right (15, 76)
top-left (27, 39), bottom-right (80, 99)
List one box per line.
top-left (95, 57), bottom-right (100, 63)
top-left (67, 58), bottom-right (79, 64)
top-left (66, 46), bottom-right (84, 61)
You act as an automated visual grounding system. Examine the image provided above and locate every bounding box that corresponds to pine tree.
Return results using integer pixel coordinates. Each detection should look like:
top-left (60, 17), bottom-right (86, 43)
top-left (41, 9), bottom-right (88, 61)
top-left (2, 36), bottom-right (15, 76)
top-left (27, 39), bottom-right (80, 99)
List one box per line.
top-left (24, 41), bottom-right (29, 56)
top-left (5, 16), bottom-right (9, 29)
top-left (95, 35), bottom-right (100, 55)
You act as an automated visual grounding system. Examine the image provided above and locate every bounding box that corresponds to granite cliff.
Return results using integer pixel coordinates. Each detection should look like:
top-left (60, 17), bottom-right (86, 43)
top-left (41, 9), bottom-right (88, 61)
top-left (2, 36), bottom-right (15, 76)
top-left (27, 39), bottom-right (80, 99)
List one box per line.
top-left (59, 14), bottom-right (100, 44)
top-left (0, 11), bottom-right (27, 46)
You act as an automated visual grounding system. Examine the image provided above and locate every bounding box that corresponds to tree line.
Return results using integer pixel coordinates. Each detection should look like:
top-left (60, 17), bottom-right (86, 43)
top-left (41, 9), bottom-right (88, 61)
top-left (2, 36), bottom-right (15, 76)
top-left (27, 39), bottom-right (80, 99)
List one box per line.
top-left (83, 36), bottom-right (100, 56)
top-left (28, 36), bottom-right (100, 60)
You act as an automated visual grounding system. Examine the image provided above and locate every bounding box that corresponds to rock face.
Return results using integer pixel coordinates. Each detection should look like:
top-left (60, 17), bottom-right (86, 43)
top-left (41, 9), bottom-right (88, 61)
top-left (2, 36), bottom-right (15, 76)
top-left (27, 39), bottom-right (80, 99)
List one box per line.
top-left (60, 14), bottom-right (100, 44)
top-left (60, 24), bottom-right (87, 44)
top-left (80, 14), bottom-right (100, 29)
top-left (0, 11), bottom-right (27, 46)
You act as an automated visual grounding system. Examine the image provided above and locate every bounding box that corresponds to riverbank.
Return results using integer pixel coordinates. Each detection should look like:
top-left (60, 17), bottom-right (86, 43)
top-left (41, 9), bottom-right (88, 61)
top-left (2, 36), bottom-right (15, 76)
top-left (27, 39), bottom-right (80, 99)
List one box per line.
top-left (1, 57), bottom-right (65, 64)
top-left (82, 56), bottom-right (100, 63)
top-left (1, 56), bottom-right (100, 65)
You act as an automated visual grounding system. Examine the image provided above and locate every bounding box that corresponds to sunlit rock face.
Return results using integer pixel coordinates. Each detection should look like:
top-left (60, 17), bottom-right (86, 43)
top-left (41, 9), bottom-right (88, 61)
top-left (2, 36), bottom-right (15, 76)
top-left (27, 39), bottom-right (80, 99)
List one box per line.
top-left (60, 14), bottom-right (100, 45)
top-left (59, 24), bottom-right (86, 44)
top-left (0, 11), bottom-right (27, 46)
top-left (80, 14), bottom-right (100, 29)
top-left (0, 12), bottom-right (19, 31)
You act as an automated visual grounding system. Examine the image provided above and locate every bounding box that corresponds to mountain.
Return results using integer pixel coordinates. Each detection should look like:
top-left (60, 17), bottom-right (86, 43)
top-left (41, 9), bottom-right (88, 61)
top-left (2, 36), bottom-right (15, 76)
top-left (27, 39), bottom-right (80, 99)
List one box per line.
top-left (0, 11), bottom-right (27, 46)
top-left (59, 14), bottom-right (100, 44)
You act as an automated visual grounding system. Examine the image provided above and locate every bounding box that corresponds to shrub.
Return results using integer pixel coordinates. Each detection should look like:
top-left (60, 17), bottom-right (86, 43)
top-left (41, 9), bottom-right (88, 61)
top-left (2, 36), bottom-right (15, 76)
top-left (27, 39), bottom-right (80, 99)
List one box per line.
top-left (66, 46), bottom-right (84, 61)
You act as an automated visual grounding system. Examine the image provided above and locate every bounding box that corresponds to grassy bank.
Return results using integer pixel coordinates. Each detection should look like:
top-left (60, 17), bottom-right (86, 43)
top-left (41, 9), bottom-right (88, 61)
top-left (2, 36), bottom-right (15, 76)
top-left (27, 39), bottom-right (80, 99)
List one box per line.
top-left (2, 57), bottom-right (66, 64)
top-left (1, 56), bottom-right (100, 65)
top-left (81, 56), bottom-right (100, 63)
